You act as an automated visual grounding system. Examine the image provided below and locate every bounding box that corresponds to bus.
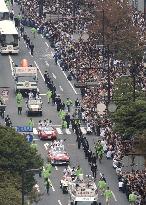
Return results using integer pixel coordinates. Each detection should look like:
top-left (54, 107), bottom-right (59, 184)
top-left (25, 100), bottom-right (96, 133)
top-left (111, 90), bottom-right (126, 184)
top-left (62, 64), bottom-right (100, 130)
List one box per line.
top-left (0, 20), bottom-right (19, 54)
top-left (0, 0), bottom-right (9, 20)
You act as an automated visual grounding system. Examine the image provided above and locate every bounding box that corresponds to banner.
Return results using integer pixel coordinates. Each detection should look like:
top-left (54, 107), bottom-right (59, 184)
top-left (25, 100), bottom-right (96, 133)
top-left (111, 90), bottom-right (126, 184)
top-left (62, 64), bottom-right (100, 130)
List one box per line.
top-left (0, 87), bottom-right (10, 103)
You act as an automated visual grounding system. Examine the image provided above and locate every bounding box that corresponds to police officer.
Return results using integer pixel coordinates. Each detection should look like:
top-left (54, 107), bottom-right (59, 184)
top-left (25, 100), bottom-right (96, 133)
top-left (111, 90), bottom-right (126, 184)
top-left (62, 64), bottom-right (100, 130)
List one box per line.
top-left (55, 95), bottom-right (62, 112)
top-left (91, 163), bottom-right (97, 178)
top-left (65, 97), bottom-right (72, 112)
top-left (27, 118), bottom-right (34, 128)
top-left (75, 98), bottom-right (80, 107)
top-left (65, 113), bottom-right (71, 129)
top-left (16, 92), bottom-right (23, 115)
top-left (26, 36), bottom-right (30, 48)
top-left (29, 42), bottom-right (34, 56)
top-left (23, 32), bottom-right (27, 42)
top-left (20, 25), bottom-right (24, 36)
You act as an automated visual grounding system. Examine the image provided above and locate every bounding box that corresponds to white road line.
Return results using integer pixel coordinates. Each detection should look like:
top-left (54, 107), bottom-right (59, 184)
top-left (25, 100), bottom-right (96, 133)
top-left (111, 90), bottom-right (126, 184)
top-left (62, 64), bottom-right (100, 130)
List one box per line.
top-left (45, 61), bottom-right (49, 66)
top-left (58, 200), bottom-right (62, 205)
top-left (57, 62), bottom-right (78, 94)
top-left (52, 73), bottom-right (56, 79)
top-left (33, 128), bottom-right (38, 135)
top-left (39, 93), bottom-right (46, 96)
top-left (56, 128), bottom-right (63, 134)
top-left (55, 166), bottom-right (58, 170)
top-left (59, 85), bottom-right (63, 91)
top-left (50, 180), bottom-right (55, 191)
top-left (65, 128), bottom-right (71, 134)
top-left (80, 127), bottom-right (87, 135)
top-left (112, 191), bottom-right (117, 202)
top-left (44, 143), bottom-right (49, 150)
top-left (34, 61), bottom-right (45, 81)
top-left (45, 42), bottom-right (50, 48)
top-left (8, 55), bottom-right (14, 76)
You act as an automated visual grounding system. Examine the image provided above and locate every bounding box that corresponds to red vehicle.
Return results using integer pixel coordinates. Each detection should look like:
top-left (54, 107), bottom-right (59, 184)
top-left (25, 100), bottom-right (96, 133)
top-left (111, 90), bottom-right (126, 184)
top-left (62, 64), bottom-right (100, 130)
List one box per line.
top-left (48, 146), bottom-right (70, 165)
top-left (38, 126), bottom-right (57, 140)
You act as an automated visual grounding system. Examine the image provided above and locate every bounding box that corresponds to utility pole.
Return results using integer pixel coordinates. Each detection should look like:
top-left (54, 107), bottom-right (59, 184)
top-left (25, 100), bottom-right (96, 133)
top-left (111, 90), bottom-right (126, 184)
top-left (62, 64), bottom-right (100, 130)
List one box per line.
top-left (107, 45), bottom-right (111, 104)
top-left (102, 9), bottom-right (105, 46)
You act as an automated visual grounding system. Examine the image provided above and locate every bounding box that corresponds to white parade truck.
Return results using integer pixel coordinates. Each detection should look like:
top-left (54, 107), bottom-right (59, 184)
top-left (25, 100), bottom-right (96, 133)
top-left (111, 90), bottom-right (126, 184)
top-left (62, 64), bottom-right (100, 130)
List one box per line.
top-left (13, 59), bottom-right (38, 94)
top-left (68, 174), bottom-right (98, 205)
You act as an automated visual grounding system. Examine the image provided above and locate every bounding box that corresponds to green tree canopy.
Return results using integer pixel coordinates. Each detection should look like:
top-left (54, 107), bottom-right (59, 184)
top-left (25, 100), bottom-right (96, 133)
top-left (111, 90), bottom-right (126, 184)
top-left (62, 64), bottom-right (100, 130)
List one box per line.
top-left (112, 100), bottom-right (146, 137)
top-left (0, 126), bottom-right (43, 194)
top-left (0, 171), bottom-right (21, 205)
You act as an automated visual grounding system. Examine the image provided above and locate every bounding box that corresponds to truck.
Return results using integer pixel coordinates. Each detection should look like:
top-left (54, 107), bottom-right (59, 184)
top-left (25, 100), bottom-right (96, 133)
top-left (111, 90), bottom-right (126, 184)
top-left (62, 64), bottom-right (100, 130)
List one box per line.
top-left (68, 175), bottom-right (98, 205)
top-left (26, 98), bottom-right (42, 116)
top-left (13, 59), bottom-right (38, 94)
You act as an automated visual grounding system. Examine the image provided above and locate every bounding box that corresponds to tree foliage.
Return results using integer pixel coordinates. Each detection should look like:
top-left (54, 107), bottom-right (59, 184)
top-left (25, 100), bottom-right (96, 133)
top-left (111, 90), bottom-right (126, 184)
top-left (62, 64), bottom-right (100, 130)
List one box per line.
top-left (0, 171), bottom-right (21, 205)
top-left (112, 100), bottom-right (146, 137)
top-left (88, 0), bottom-right (144, 60)
top-left (0, 126), bottom-right (43, 203)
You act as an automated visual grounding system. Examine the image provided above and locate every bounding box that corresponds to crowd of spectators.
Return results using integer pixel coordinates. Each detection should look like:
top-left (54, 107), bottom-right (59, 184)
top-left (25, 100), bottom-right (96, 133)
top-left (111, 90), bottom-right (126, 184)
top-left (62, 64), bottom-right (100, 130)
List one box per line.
top-left (15, 0), bottom-right (146, 203)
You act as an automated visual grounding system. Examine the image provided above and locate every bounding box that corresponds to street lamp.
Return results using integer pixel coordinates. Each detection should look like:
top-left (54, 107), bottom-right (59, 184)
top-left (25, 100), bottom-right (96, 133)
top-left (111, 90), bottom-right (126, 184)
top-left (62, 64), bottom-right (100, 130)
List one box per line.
top-left (22, 168), bottom-right (41, 205)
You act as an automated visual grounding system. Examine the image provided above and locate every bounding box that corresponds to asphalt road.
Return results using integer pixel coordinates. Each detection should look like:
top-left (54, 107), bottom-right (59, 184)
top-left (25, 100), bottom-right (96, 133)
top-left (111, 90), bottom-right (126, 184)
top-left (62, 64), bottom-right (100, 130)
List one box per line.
top-left (0, 3), bottom-right (132, 205)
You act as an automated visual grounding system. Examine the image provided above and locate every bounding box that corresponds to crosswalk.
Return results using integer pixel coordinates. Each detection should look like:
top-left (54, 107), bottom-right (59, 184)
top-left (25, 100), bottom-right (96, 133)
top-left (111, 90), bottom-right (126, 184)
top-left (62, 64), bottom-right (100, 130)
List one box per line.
top-left (33, 127), bottom-right (87, 135)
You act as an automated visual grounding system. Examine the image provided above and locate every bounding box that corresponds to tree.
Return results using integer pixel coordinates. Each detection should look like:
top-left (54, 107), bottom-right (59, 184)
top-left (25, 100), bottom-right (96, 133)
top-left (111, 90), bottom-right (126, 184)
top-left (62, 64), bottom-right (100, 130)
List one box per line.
top-left (88, 0), bottom-right (144, 61)
top-left (0, 126), bottom-right (43, 194)
top-left (0, 171), bottom-right (21, 205)
top-left (112, 100), bottom-right (146, 166)
top-left (112, 100), bottom-right (146, 136)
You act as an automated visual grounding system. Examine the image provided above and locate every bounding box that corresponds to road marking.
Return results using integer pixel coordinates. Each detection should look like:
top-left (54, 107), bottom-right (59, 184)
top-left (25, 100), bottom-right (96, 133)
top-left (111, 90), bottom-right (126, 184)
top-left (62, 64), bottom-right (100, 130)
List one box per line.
top-left (39, 93), bottom-right (47, 96)
top-left (34, 61), bottom-right (45, 81)
top-left (55, 166), bottom-right (58, 170)
top-left (59, 85), bottom-right (63, 91)
top-left (33, 138), bottom-right (39, 141)
top-left (45, 61), bottom-right (49, 66)
top-left (65, 128), bottom-right (71, 134)
top-left (57, 62), bottom-right (78, 94)
top-left (50, 180), bottom-right (55, 191)
top-left (44, 143), bottom-right (49, 150)
top-left (41, 34), bottom-right (44, 39)
top-left (80, 127), bottom-right (87, 135)
top-left (45, 42), bottom-right (49, 48)
top-left (33, 128), bottom-right (38, 135)
top-left (56, 128), bottom-right (63, 135)
top-left (8, 55), bottom-right (14, 76)
top-left (52, 73), bottom-right (56, 79)
top-left (112, 191), bottom-right (117, 202)
top-left (58, 200), bottom-right (62, 205)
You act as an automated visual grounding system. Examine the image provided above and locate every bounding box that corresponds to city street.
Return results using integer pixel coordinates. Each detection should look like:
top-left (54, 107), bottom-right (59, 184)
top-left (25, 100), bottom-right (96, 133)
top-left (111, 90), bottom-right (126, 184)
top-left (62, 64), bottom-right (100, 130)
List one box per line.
top-left (0, 4), bottom-right (131, 205)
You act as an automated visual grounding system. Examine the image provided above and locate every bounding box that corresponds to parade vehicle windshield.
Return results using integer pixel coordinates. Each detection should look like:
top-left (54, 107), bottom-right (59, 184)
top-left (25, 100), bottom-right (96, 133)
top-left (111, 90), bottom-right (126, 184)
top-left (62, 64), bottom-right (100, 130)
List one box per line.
top-left (16, 76), bottom-right (37, 83)
top-left (74, 202), bottom-right (97, 205)
top-left (0, 0), bottom-right (9, 20)
top-left (40, 126), bottom-right (54, 131)
top-left (0, 20), bottom-right (19, 53)
top-left (53, 146), bottom-right (64, 153)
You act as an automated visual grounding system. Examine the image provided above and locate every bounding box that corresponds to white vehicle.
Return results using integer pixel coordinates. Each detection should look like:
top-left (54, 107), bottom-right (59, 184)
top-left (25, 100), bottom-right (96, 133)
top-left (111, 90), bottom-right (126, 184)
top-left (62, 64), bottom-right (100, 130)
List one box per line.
top-left (14, 66), bottom-right (38, 94)
top-left (0, 20), bottom-right (19, 54)
top-left (26, 98), bottom-right (42, 116)
top-left (60, 167), bottom-right (76, 194)
top-left (68, 175), bottom-right (98, 205)
top-left (0, 0), bottom-right (9, 21)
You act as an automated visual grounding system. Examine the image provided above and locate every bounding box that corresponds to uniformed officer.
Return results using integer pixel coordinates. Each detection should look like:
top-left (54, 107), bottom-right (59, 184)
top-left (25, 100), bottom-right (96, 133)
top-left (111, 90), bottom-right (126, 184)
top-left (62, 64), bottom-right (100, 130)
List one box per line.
top-left (46, 89), bottom-right (52, 103)
top-left (27, 118), bottom-right (34, 128)
top-left (65, 97), bottom-right (72, 112)
top-left (91, 163), bottom-right (97, 178)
